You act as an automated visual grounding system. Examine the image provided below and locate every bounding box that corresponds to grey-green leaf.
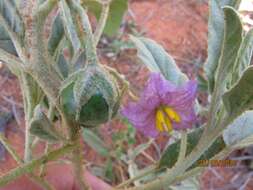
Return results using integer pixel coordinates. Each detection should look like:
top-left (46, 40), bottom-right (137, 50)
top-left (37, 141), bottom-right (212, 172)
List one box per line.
top-left (130, 36), bottom-right (187, 85)
top-left (82, 0), bottom-right (128, 36)
top-left (56, 53), bottom-right (69, 79)
top-left (0, 0), bottom-right (24, 55)
top-left (0, 26), bottom-right (17, 55)
top-left (216, 7), bottom-right (242, 81)
top-left (30, 106), bottom-right (60, 143)
top-left (59, 0), bottom-right (81, 53)
top-left (223, 111), bottom-right (253, 148)
top-left (159, 127), bottom-right (225, 169)
top-left (232, 28), bottom-right (253, 84)
top-left (204, 0), bottom-right (242, 92)
top-left (48, 14), bottom-right (64, 57)
top-left (82, 128), bottom-right (110, 157)
top-left (0, 0), bottom-right (24, 38)
top-left (222, 66), bottom-right (253, 117)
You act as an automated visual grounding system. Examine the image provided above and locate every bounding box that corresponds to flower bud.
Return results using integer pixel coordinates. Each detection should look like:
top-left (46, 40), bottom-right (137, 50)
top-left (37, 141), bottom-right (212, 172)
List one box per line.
top-left (60, 64), bottom-right (120, 127)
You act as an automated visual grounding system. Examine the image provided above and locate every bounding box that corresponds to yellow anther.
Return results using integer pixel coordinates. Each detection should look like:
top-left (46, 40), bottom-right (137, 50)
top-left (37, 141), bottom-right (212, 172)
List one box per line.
top-left (164, 107), bottom-right (181, 123)
top-left (164, 116), bottom-right (173, 132)
top-left (155, 110), bottom-right (165, 132)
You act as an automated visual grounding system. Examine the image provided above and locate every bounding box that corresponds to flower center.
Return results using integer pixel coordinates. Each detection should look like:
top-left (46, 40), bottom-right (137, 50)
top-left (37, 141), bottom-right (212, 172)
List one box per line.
top-left (155, 106), bottom-right (181, 133)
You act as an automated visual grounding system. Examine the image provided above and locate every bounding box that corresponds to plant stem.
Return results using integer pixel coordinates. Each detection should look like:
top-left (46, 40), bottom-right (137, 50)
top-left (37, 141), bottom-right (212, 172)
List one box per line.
top-left (176, 130), bottom-right (188, 166)
top-left (116, 165), bottom-right (157, 188)
top-left (0, 134), bottom-right (56, 190)
top-left (22, 73), bottom-right (35, 163)
top-left (67, 120), bottom-right (90, 190)
top-left (125, 117), bottom-right (233, 190)
top-left (72, 136), bottom-right (90, 190)
top-left (0, 144), bottom-right (75, 187)
top-left (0, 134), bottom-right (22, 163)
top-left (94, 0), bottom-right (111, 46)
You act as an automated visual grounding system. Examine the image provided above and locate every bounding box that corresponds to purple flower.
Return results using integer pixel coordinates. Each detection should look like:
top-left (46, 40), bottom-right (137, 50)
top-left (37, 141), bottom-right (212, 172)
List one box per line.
top-left (121, 73), bottom-right (197, 137)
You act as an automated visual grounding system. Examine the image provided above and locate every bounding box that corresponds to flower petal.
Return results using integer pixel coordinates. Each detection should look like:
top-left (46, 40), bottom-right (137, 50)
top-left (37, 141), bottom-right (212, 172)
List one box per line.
top-left (172, 107), bottom-right (196, 130)
top-left (135, 117), bottom-right (159, 137)
top-left (121, 102), bottom-right (155, 126)
top-left (138, 73), bottom-right (163, 110)
top-left (162, 80), bottom-right (197, 110)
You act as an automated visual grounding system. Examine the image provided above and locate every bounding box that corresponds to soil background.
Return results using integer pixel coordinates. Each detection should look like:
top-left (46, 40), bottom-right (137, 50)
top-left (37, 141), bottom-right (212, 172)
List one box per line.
top-left (0, 0), bottom-right (253, 189)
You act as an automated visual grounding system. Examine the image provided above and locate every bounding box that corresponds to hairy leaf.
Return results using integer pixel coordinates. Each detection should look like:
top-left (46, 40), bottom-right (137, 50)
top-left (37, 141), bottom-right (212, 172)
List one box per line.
top-left (82, 0), bottom-right (128, 36)
top-left (222, 66), bottom-right (253, 117)
top-left (130, 36), bottom-right (187, 85)
top-left (0, 0), bottom-right (24, 37)
top-left (48, 14), bottom-right (64, 57)
top-left (0, 26), bottom-right (17, 55)
top-left (204, 0), bottom-right (242, 92)
top-left (0, 0), bottom-right (24, 54)
top-left (223, 111), bottom-right (253, 148)
top-left (59, 0), bottom-right (81, 53)
top-left (56, 53), bottom-right (69, 79)
top-left (82, 128), bottom-right (109, 157)
top-left (30, 106), bottom-right (60, 143)
top-left (159, 127), bottom-right (225, 169)
top-left (232, 28), bottom-right (253, 83)
top-left (215, 7), bottom-right (242, 82)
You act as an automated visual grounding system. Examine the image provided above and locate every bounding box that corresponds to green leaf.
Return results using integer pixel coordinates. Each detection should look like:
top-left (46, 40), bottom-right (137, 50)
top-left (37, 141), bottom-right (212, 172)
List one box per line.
top-left (232, 28), bottom-right (253, 83)
top-left (56, 53), bottom-right (69, 79)
top-left (0, 0), bottom-right (24, 55)
top-left (30, 105), bottom-right (60, 143)
top-left (222, 66), bottom-right (253, 117)
top-left (0, 26), bottom-right (17, 55)
top-left (159, 127), bottom-right (225, 169)
top-left (204, 0), bottom-right (242, 92)
top-left (82, 128), bottom-right (110, 157)
top-left (130, 36), bottom-right (187, 85)
top-left (216, 7), bottom-right (242, 81)
top-left (82, 0), bottom-right (128, 36)
top-left (48, 14), bottom-right (64, 57)
top-left (25, 74), bottom-right (44, 107)
top-left (59, 0), bottom-right (81, 53)
top-left (223, 111), bottom-right (253, 148)
top-left (0, 0), bottom-right (24, 38)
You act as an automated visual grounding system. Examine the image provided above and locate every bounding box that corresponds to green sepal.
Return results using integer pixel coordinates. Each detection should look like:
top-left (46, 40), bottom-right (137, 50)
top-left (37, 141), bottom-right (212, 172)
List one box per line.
top-left (59, 64), bottom-right (121, 126)
top-left (73, 63), bottom-right (120, 126)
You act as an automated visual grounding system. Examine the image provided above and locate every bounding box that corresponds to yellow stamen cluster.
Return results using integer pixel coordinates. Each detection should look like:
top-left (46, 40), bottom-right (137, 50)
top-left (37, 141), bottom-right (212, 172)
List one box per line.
top-left (155, 106), bottom-right (181, 133)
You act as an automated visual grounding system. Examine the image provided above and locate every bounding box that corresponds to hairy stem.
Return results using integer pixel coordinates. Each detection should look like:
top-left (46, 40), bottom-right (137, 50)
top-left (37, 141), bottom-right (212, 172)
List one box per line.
top-left (28, 0), bottom-right (62, 104)
top-left (94, 0), bottom-right (111, 46)
top-left (39, 104), bottom-right (55, 177)
top-left (69, 0), bottom-right (98, 64)
top-left (66, 119), bottom-right (90, 190)
top-left (126, 116), bottom-right (233, 190)
top-left (0, 144), bottom-right (75, 187)
top-left (176, 130), bottom-right (188, 166)
top-left (0, 134), bottom-right (60, 190)
top-left (116, 165), bottom-right (157, 188)
top-left (72, 134), bottom-right (90, 190)
top-left (22, 73), bottom-right (35, 162)
top-left (0, 134), bottom-right (22, 163)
